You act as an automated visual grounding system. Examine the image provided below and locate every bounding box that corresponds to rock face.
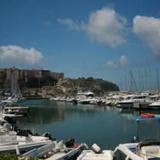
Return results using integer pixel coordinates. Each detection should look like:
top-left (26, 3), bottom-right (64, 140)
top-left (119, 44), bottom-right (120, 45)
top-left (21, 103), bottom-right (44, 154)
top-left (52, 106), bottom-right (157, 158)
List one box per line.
top-left (20, 77), bottom-right (119, 97)
top-left (47, 77), bottom-right (119, 96)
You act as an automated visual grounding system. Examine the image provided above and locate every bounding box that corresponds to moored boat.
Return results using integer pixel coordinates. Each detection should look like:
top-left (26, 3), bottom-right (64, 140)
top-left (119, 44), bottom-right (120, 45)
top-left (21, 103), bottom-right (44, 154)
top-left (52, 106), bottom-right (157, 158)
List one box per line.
top-left (23, 139), bottom-right (88, 160)
top-left (140, 112), bottom-right (155, 118)
top-left (77, 143), bottom-right (113, 160)
top-left (77, 150), bottom-right (113, 160)
top-left (46, 142), bottom-right (87, 160)
top-left (4, 106), bottom-right (28, 115)
top-left (149, 100), bottom-right (160, 109)
top-left (0, 126), bottom-right (52, 155)
top-left (114, 140), bottom-right (160, 160)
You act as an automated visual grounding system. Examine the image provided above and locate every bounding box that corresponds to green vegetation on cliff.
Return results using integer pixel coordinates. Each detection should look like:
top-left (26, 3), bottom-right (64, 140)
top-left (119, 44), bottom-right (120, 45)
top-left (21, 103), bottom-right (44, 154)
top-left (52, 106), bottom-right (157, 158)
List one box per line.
top-left (54, 77), bottom-right (119, 96)
top-left (22, 77), bottom-right (119, 97)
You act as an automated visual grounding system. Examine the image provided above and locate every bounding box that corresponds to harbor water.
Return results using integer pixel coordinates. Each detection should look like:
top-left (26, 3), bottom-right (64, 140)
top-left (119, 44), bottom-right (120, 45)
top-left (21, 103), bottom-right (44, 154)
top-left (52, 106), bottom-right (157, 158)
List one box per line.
top-left (17, 99), bottom-right (160, 149)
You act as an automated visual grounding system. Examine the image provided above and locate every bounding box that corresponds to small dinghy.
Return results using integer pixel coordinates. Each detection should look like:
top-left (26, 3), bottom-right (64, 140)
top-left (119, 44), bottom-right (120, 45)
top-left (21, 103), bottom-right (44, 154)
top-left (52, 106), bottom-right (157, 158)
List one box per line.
top-left (140, 112), bottom-right (155, 118)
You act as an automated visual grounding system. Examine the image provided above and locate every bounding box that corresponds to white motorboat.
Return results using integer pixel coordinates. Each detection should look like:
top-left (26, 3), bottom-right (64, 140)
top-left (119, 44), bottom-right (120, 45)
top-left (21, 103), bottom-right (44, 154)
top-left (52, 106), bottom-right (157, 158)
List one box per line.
top-left (117, 99), bottom-right (135, 109)
top-left (77, 150), bottom-right (113, 160)
top-left (117, 95), bottom-right (152, 109)
top-left (114, 141), bottom-right (160, 160)
top-left (149, 100), bottom-right (160, 109)
top-left (0, 129), bottom-right (51, 155)
top-left (3, 106), bottom-right (29, 115)
top-left (1, 96), bottom-right (18, 104)
top-left (0, 140), bottom-right (51, 155)
top-left (23, 140), bottom-right (88, 160)
top-left (78, 98), bottom-right (98, 105)
top-left (2, 113), bottom-right (23, 119)
top-left (77, 144), bottom-right (113, 160)
top-left (46, 143), bottom-right (87, 160)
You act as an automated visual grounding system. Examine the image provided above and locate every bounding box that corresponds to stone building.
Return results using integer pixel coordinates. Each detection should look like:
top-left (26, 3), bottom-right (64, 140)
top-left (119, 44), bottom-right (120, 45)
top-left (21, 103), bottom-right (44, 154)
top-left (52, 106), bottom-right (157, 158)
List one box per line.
top-left (0, 67), bottom-right (64, 89)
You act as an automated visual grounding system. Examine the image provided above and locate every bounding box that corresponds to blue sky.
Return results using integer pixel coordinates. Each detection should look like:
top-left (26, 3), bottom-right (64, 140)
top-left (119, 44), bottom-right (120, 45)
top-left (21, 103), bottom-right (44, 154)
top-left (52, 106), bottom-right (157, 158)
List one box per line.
top-left (0, 0), bottom-right (160, 90)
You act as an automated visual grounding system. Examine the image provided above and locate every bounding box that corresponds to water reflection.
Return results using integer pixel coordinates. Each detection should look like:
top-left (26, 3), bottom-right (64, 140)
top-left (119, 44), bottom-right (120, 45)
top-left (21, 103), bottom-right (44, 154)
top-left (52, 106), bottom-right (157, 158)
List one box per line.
top-left (17, 100), bottom-right (101, 126)
top-left (16, 100), bottom-right (160, 149)
top-left (119, 108), bottom-right (160, 141)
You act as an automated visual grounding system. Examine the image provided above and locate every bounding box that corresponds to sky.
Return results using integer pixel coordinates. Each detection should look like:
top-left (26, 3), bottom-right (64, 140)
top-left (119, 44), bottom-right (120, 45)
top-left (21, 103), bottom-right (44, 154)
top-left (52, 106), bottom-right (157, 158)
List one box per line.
top-left (0, 0), bottom-right (160, 90)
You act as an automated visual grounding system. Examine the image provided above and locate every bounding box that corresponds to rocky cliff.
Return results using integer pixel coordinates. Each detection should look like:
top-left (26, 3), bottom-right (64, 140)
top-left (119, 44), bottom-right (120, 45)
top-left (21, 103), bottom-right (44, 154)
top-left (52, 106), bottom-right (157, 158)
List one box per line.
top-left (38, 77), bottom-right (119, 97)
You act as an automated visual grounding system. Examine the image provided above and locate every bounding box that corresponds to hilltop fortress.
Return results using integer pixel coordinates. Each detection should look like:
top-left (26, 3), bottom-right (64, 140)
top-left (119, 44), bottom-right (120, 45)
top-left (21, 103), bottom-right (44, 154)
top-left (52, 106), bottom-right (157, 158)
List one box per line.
top-left (0, 67), bottom-right (119, 97)
top-left (0, 67), bottom-right (64, 89)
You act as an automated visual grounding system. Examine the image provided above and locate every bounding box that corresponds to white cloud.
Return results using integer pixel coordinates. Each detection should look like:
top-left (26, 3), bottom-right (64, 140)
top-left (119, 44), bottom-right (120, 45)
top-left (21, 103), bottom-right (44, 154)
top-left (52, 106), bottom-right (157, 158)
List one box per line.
top-left (0, 45), bottom-right (43, 65)
top-left (85, 7), bottom-right (126, 47)
top-left (118, 55), bottom-right (128, 67)
top-left (106, 55), bottom-right (128, 68)
top-left (133, 16), bottom-right (160, 55)
top-left (58, 18), bottom-right (84, 31)
top-left (59, 7), bottom-right (127, 47)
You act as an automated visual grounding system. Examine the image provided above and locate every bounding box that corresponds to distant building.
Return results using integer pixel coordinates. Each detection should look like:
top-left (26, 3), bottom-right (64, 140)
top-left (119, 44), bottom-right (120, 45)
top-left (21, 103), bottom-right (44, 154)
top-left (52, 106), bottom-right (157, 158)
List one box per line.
top-left (0, 67), bottom-right (64, 89)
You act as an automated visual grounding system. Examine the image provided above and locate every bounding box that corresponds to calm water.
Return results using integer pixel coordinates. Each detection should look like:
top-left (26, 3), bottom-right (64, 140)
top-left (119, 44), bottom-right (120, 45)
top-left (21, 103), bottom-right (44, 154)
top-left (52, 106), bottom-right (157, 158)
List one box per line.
top-left (17, 100), bottom-right (160, 149)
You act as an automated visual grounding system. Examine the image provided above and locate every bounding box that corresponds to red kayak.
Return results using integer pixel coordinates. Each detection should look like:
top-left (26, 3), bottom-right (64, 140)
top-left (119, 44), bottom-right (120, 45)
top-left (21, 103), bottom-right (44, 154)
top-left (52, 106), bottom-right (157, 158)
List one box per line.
top-left (140, 112), bottom-right (155, 118)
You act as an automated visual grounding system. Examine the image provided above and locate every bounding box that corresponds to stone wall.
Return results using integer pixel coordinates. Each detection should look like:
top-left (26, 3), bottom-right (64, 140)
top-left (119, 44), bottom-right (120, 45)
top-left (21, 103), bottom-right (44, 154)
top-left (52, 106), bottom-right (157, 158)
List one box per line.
top-left (0, 67), bottom-right (64, 89)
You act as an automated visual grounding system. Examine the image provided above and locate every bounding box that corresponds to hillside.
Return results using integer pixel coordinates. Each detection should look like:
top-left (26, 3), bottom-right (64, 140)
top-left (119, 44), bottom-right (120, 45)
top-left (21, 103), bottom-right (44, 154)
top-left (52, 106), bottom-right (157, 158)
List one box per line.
top-left (22, 77), bottom-right (119, 97)
top-left (46, 77), bottom-right (119, 96)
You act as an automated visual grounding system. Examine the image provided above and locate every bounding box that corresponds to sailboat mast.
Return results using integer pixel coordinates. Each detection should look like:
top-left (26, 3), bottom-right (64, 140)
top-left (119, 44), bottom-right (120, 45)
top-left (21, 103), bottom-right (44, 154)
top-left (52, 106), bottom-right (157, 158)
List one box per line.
top-left (156, 68), bottom-right (159, 93)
